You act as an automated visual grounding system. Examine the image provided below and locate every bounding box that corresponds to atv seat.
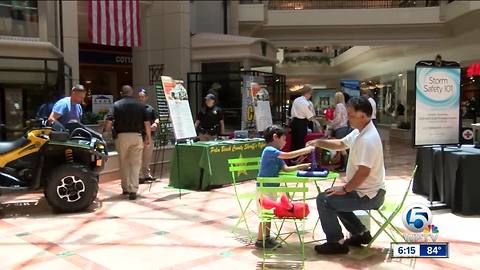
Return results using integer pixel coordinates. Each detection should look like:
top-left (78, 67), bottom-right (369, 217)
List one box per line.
top-left (0, 137), bottom-right (29, 155)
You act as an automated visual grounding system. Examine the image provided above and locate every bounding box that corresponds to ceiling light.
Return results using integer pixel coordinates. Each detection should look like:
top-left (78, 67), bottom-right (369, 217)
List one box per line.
top-left (85, 80), bottom-right (92, 84)
top-left (398, 73), bottom-right (403, 77)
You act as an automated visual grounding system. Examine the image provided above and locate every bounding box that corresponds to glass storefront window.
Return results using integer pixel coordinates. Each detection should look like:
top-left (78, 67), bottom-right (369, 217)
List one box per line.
top-left (0, 0), bottom-right (38, 38)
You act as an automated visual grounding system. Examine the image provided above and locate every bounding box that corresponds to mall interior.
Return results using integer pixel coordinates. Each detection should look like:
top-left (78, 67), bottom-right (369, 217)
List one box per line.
top-left (1, 1), bottom-right (480, 269)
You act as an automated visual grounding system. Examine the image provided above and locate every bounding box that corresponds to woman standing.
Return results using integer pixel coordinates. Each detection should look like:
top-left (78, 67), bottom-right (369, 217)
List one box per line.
top-left (330, 92), bottom-right (349, 172)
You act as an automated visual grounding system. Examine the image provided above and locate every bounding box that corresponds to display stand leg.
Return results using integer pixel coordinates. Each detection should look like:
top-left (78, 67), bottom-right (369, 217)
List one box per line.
top-left (176, 141), bottom-right (182, 200)
top-left (149, 134), bottom-right (166, 192)
top-left (429, 145), bottom-right (447, 210)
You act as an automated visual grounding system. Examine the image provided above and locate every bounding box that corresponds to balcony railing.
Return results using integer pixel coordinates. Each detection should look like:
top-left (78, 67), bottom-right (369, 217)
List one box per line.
top-left (282, 51), bottom-right (331, 65)
top-left (267, 0), bottom-right (441, 10)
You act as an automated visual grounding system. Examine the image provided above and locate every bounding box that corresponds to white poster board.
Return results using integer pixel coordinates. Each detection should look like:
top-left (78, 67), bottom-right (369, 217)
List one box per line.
top-left (92, 95), bottom-right (113, 114)
top-left (161, 76), bottom-right (197, 139)
top-left (414, 65), bottom-right (461, 146)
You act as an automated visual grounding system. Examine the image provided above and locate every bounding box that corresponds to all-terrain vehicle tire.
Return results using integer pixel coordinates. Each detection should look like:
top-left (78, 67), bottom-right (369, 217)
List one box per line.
top-left (44, 164), bottom-right (98, 213)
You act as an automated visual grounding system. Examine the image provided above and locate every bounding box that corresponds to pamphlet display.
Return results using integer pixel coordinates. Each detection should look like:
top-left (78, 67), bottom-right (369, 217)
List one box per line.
top-left (414, 63), bottom-right (461, 146)
top-left (161, 76), bottom-right (197, 140)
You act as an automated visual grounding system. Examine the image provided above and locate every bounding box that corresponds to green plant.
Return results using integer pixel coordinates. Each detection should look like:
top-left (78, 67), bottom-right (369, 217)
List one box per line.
top-left (82, 111), bottom-right (108, 125)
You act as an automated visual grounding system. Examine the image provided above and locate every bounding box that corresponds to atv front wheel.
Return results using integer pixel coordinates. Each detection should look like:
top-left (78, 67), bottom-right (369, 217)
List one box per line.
top-left (44, 164), bottom-right (98, 212)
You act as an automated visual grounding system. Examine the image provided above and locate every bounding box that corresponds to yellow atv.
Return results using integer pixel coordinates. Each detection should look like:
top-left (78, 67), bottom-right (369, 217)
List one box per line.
top-left (0, 120), bottom-right (108, 212)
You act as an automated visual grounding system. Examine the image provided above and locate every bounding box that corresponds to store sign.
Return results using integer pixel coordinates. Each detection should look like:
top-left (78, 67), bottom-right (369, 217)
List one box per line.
top-left (92, 95), bottom-right (113, 114)
top-left (79, 51), bottom-right (132, 66)
top-left (467, 64), bottom-right (480, 77)
top-left (414, 64), bottom-right (461, 146)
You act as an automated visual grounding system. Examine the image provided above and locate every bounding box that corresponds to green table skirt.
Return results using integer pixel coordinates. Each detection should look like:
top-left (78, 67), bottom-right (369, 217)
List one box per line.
top-left (169, 139), bottom-right (265, 190)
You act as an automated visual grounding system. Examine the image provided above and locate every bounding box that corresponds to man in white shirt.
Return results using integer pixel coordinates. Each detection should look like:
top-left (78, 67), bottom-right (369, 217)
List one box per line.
top-left (290, 85), bottom-right (319, 152)
top-left (307, 96), bottom-right (385, 254)
top-left (364, 89), bottom-right (377, 127)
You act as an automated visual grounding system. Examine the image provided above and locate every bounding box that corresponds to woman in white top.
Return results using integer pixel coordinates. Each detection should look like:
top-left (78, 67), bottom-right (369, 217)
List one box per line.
top-left (330, 92), bottom-right (349, 171)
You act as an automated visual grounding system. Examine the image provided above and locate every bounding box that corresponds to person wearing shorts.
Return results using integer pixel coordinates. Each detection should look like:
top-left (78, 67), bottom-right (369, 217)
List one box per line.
top-left (255, 125), bottom-right (314, 249)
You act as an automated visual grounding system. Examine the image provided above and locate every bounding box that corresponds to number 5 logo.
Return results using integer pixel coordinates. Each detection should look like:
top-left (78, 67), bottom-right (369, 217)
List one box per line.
top-left (402, 203), bottom-right (432, 232)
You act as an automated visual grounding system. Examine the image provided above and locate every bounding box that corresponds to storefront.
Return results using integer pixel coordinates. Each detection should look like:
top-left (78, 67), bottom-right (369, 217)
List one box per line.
top-left (79, 43), bottom-right (132, 121)
top-left (461, 64), bottom-right (480, 125)
top-left (0, 55), bottom-right (72, 140)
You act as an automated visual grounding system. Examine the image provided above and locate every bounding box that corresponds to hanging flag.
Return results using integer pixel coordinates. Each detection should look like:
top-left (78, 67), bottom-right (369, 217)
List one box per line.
top-left (88, 0), bottom-right (141, 47)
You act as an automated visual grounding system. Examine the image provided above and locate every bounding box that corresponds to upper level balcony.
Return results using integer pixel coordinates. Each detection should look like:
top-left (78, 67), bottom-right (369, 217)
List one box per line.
top-left (239, 0), bottom-right (480, 47)
top-left (267, 0), bottom-right (444, 10)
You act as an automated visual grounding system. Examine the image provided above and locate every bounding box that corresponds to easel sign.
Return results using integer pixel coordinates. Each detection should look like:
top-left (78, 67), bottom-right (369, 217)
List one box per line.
top-left (161, 76), bottom-right (197, 140)
top-left (413, 57), bottom-right (461, 147)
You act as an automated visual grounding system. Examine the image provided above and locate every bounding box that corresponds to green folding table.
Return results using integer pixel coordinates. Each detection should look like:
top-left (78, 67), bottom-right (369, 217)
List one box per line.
top-left (169, 139), bottom-right (265, 190)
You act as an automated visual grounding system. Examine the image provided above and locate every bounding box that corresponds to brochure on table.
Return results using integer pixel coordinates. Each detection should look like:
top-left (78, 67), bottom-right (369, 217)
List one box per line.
top-left (414, 61), bottom-right (461, 146)
top-left (161, 76), bottom-right (197, 140)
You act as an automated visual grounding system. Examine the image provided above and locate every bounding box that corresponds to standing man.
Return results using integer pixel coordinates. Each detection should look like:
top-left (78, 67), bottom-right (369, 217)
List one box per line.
top-left (290, 85), bottom-right (319, 152)
top-left (138, 88), bottom-right (159, 183)
top-left (307, 97), bottom-right (385, 254)
top-left (103, 85), bottom-right (151, 200)
top-left (195, 94), bottom-right (225, 141)
top-left (48, 84), bottom-right (86, 126)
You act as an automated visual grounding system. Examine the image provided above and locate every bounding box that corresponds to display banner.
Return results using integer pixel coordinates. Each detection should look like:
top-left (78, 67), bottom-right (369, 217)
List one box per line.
top-left (414, 61), bottom-right (461, 146)
top-left (250, 82), bottom-right (273, 132)
top-left (340, 80), bottom-right (360, 97)
top-left (161, 76), bottom-right (197, 139)
top-left (154, 83), bottom-right (173, 134)
top-left (241, 75), bottom-right (264, 131)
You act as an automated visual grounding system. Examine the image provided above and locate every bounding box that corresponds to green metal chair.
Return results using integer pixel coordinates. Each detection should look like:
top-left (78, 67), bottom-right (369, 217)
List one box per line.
top-left (257, 176), bottom-right (309, 267)
top-left (228, 157), bottom-right (261, 243)
top-left (367, 165), bottom-right (418, 247)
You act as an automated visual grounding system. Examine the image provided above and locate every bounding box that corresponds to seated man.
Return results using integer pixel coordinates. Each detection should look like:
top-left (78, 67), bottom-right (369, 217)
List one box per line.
top-left (307, 97), bottom-right (386, 254)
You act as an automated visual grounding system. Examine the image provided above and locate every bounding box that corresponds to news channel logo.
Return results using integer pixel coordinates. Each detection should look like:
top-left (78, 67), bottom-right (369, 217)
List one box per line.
top-left (402, 203), bottom-right (440, 242)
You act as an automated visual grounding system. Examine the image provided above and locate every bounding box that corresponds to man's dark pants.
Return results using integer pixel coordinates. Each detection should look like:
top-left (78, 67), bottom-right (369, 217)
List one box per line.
top-left (316, 189), bottom-right (385, 242)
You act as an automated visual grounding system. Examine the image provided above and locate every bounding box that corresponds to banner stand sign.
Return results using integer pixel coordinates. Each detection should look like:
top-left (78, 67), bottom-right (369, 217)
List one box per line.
top-left (413, 57), bottom-right (461, 147)
top-left (413, 56), bottom-right (461, 209)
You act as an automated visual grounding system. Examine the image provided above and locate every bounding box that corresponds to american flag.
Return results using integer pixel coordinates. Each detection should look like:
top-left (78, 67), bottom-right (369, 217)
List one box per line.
top-left (88, 0), bottom-right (141, 47)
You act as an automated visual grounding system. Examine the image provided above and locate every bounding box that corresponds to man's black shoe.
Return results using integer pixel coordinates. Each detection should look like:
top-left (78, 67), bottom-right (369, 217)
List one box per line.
top-left (344, 231), bottom-right (373, 247)
top-left (122, 191), bottom-right (129, 195)
top-left (314, 242), bottom-right (349, 255)
top-left (129, 192), bottom-right (137, 200)
top-left (139, 178), bottom-right (146, 184)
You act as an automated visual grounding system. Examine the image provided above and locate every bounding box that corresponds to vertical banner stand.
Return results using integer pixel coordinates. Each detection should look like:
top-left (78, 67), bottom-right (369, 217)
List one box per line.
top-left (414, 55), bottom-right (459, 211)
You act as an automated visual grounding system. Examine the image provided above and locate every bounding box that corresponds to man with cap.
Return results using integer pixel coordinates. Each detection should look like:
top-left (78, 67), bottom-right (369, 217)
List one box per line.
top-left (138, 88), bottom-right (160, 183)
top-left (103, 85), bottom-right (151, 200)
top-left (195, 93), bottom-right (225, 141)
top-left (48, 84), bottom-right (86, 126)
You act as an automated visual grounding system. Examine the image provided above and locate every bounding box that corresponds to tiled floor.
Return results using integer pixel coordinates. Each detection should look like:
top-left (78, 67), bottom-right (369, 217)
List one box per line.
top-left (1, 140), bottom-right (479, 269)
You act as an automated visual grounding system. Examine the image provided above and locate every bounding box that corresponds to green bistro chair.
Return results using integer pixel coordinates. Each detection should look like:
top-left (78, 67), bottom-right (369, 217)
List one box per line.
top-left (228, 157), bottom-right (261, 243)
top-left (367, 166), bottom-right (418, 247)
top-left (257, 176), bottom-right (309, 267)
